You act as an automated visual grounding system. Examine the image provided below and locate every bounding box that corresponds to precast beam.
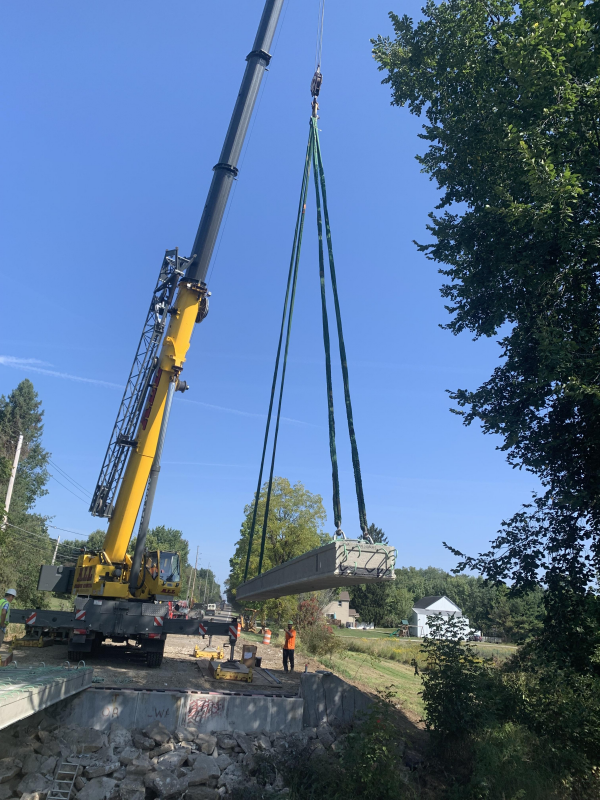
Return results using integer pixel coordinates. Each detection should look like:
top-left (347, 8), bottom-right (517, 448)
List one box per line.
top-left (236, 541), bottom-right (396, 602)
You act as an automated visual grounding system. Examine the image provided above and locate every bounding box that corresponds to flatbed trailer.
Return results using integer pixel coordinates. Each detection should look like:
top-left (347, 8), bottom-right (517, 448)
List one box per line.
top-left (11, 602), bottom-right (238, 667)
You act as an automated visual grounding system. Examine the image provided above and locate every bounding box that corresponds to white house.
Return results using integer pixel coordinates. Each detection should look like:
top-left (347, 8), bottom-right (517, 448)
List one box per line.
top-left (323, 591), bottom-right (359, 628)
top-left (409, 595), bottom-right (469, 638)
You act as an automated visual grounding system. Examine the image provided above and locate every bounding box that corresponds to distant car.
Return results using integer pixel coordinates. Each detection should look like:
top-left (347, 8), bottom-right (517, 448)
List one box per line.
top-left (468, 634), bottom-right (483, 642)
top-left (206, 603), bottom-right (217, 614)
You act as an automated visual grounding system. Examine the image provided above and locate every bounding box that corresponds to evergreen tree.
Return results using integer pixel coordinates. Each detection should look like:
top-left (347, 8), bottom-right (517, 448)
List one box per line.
top-left (0, 380), bottom-right (52, 607)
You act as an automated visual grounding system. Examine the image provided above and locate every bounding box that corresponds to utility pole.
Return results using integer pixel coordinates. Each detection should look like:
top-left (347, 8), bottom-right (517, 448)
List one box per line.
top-left (51, 536), bottom-right (61, 565)
top-left (2, 433), bottom-right (23, 530)
top-left (189, 547), bottom-right (199, 605)
top-left (203, 564), bottom-right (211, 605)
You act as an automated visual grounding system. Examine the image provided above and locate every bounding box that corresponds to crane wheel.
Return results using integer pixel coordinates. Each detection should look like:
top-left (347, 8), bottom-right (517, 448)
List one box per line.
top-left (146, 652), bottom-right (163, 668)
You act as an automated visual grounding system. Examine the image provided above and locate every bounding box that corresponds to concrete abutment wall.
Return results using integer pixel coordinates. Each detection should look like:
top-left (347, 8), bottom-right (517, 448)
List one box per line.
top-left (36, 673), bottom-right (372, 734)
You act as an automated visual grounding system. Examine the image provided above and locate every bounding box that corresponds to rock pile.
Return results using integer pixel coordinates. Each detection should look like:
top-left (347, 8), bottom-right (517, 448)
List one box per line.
top-left (0, 718), bottom-right (345, 800)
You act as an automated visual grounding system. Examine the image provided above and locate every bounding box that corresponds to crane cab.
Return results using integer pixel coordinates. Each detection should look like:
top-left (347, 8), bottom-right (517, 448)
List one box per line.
top-left (144, 550), bottom-right (181, 597)
top-left (73, 548), bottom-right (181, 601)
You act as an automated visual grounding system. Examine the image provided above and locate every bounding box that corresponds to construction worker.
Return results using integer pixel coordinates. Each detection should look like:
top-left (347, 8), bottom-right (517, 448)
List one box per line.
top-left (0, 589), bottom-right (17, 648)
top-left (283, 621), bottom-right (296, 673)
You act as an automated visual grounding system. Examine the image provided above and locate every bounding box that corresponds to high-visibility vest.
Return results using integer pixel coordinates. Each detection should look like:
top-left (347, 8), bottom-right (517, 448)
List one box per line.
top-left (0, 599), bottom-right (10, 626)
top-left (284, 629), bottom-right (296, 650)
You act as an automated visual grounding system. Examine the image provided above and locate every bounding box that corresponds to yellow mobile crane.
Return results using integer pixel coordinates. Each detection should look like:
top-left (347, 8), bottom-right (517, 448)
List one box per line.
top-left (13, 0), bottom-right (285, 667)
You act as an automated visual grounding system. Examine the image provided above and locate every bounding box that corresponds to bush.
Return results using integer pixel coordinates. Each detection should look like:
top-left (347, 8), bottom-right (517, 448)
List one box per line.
top-left (298, 622), bottom-right (345, 661)
top-left (268, 691), bottom-right (416, 800)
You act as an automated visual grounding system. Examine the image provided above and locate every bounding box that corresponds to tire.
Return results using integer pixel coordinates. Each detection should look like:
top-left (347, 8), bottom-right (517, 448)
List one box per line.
top-left (146, 651), bottom-right (163, 668)
top-left (67, 650), bottom-right (84, 662)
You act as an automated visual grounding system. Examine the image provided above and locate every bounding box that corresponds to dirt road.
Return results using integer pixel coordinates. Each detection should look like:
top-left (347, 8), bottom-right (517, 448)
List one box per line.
top-left (2, 632), bottom-right (322, 695)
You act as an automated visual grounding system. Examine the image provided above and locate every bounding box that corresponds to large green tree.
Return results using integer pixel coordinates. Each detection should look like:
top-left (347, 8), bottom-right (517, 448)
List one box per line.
top-left (0, 380), bottom-right (53, 607)
top-left (374, 0), bottom-right (600, 667)
top-left (228, 477), bottom-right (328, 624)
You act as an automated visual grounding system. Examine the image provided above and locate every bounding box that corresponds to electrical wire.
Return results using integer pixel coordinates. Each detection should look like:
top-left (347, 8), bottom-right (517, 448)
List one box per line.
top-left (48, 473), bottom-right (89, 505)
top-left (48, 459), bottom-right (91, 497)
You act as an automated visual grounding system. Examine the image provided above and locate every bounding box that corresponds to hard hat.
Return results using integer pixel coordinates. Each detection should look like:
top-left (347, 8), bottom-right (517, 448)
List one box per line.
top-left (5, 589), bottom-right (16, 597)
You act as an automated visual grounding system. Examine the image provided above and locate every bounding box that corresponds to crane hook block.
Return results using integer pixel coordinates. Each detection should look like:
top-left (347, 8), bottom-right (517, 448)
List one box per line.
top-left (310, 69), bottom-right (323, 98)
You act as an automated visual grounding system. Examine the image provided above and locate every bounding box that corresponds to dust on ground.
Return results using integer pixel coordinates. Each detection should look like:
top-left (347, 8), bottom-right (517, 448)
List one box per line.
top-left (1, 633), bottom-right (322, 696)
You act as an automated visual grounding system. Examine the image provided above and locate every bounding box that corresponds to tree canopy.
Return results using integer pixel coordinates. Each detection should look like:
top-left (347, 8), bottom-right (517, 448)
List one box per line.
top-left (0, 380), bottom-right (53, 607)
top-left (228, 477), bottom-right (328, 624)
top-left (373, 0), bottom-right (600, 664)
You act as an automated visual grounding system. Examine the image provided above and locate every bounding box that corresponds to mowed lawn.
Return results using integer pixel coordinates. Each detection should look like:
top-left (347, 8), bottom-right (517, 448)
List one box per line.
top-left (333, 627), bottom-right (399, 639)
top-left (327, 649), bottom-right (424, 719)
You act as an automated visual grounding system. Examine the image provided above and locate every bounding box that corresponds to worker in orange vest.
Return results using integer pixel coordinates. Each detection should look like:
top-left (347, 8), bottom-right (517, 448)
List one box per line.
top-left (283, 622), bottom-right (296, 673)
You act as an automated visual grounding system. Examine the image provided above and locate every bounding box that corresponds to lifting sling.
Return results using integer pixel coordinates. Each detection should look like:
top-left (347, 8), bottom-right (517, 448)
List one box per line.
top-left (243, 85), bottom-right (369, 583)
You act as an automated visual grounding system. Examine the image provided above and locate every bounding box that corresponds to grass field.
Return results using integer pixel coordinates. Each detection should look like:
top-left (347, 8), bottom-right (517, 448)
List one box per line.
top-left (325, 649), bottom-right (424, 719)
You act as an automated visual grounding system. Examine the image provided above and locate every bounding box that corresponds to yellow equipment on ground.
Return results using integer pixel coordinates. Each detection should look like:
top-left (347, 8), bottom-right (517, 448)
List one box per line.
top-left (208, 660), bottom-right (253, 683)
top-left (194, 643), bottom-right (224, 660)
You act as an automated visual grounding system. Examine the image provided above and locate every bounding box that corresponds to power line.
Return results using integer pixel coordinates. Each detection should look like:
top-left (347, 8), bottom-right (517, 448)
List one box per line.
top-left (48, 473), bottom-right (89, 505)
top-left (48, 459), bottom-right (91, 497)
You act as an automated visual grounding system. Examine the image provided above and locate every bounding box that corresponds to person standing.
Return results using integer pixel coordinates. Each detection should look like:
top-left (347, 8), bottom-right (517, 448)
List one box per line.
top-left (0, 589), bottom-right (17, 648)
top-left (283, 622), bottom-right (296, 673)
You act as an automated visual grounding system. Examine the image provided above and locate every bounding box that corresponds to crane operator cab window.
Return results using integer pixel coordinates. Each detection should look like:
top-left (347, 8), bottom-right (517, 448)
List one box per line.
top-left (159, 552), bottom-right (181, 583)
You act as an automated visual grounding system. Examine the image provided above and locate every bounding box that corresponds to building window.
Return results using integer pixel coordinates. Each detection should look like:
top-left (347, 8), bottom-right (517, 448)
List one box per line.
top-left (338, 601), bottom-right (342, 607)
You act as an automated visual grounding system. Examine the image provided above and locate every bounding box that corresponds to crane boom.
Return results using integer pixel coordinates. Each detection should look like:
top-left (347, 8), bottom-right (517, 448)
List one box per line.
top-left (96, 0), bottom-right (285, 569)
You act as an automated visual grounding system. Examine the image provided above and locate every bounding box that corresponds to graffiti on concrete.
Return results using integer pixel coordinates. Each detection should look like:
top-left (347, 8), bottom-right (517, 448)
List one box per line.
top-left (188, 698), bottom-right (224, 724)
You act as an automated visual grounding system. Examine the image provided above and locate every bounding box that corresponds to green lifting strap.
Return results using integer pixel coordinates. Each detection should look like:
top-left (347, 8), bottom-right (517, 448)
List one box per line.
top-left (243, 112), bottom-right (369, 583)
top-left (243, 129), bottom-right (314, 582)
top-left (311, 115), bottom-right (369, 537)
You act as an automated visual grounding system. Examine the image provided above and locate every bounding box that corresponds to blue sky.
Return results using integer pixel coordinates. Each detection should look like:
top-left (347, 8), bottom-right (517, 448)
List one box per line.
top-left (0, 1), bottom-right (538, 590)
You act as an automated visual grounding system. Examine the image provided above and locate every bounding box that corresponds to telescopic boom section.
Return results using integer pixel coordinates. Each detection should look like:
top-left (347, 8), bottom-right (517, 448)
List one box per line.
top-left (101, 0), bottom-right (285, 566)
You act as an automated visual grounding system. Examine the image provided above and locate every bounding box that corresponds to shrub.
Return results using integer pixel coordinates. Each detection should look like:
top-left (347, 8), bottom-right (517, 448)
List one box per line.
top-left (298, 621), bottom-right (345, 661)
top-left (268, 690), bottom-right (416, 800)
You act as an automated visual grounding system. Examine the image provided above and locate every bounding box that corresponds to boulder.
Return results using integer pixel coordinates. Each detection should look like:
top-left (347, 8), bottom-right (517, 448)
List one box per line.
top-left (214, 754), bottom-right (231, 772)
top-left (108, 725), bottom-right (132, 750)
top-left (124, 756), bottom-right (151, 776)
top-left (118, 778), bottom-right (144, 800)
top-left (0, 759), bottom-right (22, 784)
top-left (16, 775), bottom-right (50, 797)
top-left (116, 748), bottom-right (140, 766)
top-left (111, 769), bottom-right (126, 782)
top-left (187, 757), bottom-right (220, 786)
top-left (195, 734), bottom-right (217, 756)
top-left (76, 777), bottom-right (117, 800)
top-left (255, 734), bottom-right (271, 752)
top-left (84, 762), bottom-right (120, 780)
top-left (156, 752), bottom-right (188, 771)
top-left (75, 777), bottom-right (87, 791)
top-left (132, 734), bottom-right (154, 751)
top-left (186, 788), bottom-right (219, 800)
top-left (233, 733), bottom-right (255, 756)
top-left (62, 728), bottom-right (106, 754)
top-left (149, 742), bottom-right (174, 759)
top-left (40, 742), bottom-right (61, 758)
top-left (143, 722), bottom-right (171, 745)
top-left (20, 793), bottom-right (43, 800)
top-left (174, 727), bottom-right (197, 743)
top-left (216, 764), bottom-right (243, 793)
top-left (0, 784), bottom-right (12, 800)
top-left (39, 756), bottom-right (58, 777)
top-left (152, 771), bottom-right (189, 798)
top-left (215, 736), bottom-right (236, 751)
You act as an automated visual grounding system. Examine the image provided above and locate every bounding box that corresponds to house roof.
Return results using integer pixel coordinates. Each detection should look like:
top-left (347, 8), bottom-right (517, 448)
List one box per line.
top-left (349, 608), bottom-right (358, 617)
top-left (413, 595), bottom-right (462, 612)
top-left (339, 591), bottom-right (350, 602)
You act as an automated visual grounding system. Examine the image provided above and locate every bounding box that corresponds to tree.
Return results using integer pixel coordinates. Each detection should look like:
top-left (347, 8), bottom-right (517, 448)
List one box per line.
top-left (0, 380), bottom-right (52, 607)
top-left (349, 524), bottom-right (398, 625)
top-left (373, 0), bottom-right (600, 666)
top-left (367, 523), bottom-right (388, 544)
top-left (228, 477), bottom-right (328, 625)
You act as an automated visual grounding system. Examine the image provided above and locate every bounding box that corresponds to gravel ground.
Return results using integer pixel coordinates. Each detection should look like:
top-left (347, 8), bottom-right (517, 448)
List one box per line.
top-left (1, 633), bottom-right (321, 695)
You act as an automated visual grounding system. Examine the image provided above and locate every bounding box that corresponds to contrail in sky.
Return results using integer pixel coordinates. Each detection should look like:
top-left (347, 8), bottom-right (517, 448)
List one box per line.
top-left (0, 356), bottom-right (122, 389)
top-left (0, 356), bottom-right (319, 427)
